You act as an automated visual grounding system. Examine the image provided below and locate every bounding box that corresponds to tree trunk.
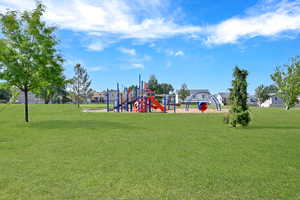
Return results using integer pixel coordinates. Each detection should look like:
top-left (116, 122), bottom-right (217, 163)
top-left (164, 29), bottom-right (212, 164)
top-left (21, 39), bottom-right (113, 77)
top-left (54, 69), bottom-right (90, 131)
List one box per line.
top-left (77, 95), bottom-right (80, 108)
top-left (45, 98), bottom-right (50, 104)
top-left (24, 86), bottom-right (29, 122)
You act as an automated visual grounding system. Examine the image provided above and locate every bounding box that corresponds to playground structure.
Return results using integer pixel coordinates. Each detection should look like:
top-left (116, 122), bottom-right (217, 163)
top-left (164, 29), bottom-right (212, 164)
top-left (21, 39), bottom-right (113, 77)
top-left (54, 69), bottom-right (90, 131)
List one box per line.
top-left (184, 91), bottom-right (222, 112)
top-left (104, 75), bottom-right (222, 113)
top-left (106, 75), bottom-right (176, 113)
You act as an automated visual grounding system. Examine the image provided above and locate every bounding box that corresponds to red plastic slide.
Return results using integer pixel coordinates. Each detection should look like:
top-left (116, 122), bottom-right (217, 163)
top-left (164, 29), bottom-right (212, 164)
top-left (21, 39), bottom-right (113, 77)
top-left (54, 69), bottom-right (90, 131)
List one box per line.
top-left (148, 96), bottom-right (165, 112)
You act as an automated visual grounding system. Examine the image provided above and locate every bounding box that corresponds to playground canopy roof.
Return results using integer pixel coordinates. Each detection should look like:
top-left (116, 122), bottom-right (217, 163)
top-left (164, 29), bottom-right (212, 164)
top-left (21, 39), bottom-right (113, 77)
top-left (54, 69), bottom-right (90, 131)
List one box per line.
top-left (184, 89), bottom-right (211, 103)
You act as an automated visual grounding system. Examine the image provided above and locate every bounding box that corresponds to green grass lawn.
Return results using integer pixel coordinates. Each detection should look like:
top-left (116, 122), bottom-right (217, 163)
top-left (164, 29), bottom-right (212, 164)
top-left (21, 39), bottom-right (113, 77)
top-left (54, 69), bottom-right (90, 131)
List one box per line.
top-left (0, 104), bottom-right (299, 200)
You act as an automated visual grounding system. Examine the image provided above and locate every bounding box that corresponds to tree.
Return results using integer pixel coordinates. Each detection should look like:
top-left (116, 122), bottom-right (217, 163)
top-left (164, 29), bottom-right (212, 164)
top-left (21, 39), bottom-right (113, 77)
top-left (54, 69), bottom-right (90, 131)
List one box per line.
top-left (71, 64), bottom-right (92, 108)
top-left (228, 66), bottom-right (251, 127)
top-left (271, 57), bottom-right (300, 110)
top-left (34, 78), bottom-right (68, 104)
top-left (157, 83), bottom-right (174, 94)
top-left (9, 86), bottom-right (20, 104)
top-left (255, 85), bottom-right (269, 106)
top-left (0, 82), bottom-right (10, 102)
top-left (0, 3), bottom-right (64, 122)
top-left (148, 75), bottom-right (159, 93)
top-left (266, 85), bottom-right (278, 93)
top-left (255, 84), bottom-right (279, 106)
top-left (178, 83), bottom-right (190, 102)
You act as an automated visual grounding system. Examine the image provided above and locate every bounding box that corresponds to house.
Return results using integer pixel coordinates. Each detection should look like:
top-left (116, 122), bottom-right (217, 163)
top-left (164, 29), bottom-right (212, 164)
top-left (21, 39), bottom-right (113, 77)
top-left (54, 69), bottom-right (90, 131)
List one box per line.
top-left (91, 92), bottom-right (105, 103)
top-left (247, 95), bottom-right (258, 106)
top-left (91, 90), bottom-right (126, 104)
top-left (17, 92), bottom-right (44, 104)
top-left (261, 93), bottom-right (300, 108)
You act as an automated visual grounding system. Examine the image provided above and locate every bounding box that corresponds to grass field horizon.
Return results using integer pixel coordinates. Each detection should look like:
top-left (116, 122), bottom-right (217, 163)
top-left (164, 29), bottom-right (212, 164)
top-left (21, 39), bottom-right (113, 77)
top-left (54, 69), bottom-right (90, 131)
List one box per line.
top-left (0, 104), bottom-right (300, 199)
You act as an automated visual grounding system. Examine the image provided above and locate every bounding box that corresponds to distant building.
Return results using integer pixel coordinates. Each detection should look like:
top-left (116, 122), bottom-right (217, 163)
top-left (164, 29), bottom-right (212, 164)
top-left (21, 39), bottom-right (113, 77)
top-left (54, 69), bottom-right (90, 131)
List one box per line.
top-left (261, 93), bottom-right (300, 108)
top-left (247, 95), bottom-right (258, 106)
top-left (91, 92), bottom-right (105, 103)
top-left (91, 90), bottom-right (126, 104)
top-left (17, 92), bottom-right (44, 104)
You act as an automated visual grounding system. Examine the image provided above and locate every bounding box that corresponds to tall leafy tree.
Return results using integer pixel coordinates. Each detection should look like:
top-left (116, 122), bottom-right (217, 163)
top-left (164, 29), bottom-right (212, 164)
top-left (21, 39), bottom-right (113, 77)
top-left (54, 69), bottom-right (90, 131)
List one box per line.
top-left (0, 3), bottom-right (64, 122)
top-left (178, 83), bottom-right (190, 102)
top-left (157, 83), bottom-right (174, 95)
top-left (148, 75), bottom-right (159, 93)
top-left (71, 64), bottom-right (92, 108)
top-left (228, 66), bottom-right (251, 127)
top-left (271, 57), bottom-right (300, 110)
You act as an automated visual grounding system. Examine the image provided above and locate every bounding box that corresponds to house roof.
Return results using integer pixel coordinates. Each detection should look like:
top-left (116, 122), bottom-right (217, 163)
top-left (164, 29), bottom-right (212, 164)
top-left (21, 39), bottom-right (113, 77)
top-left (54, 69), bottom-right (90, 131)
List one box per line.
top-left (188, 89), bottom-right (211, 95)
top-left (218, 92), bottom-right (230, 98)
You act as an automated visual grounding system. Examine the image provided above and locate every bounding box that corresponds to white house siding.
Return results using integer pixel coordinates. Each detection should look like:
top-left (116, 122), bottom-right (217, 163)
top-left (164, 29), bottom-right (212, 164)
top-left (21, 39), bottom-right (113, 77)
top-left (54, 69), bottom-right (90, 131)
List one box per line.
top-left (261, 95), bottom-right (300, 108)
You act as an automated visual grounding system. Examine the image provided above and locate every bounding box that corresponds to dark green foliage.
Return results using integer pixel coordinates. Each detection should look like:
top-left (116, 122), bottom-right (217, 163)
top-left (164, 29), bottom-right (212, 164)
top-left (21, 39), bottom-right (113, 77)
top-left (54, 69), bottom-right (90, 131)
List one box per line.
top-left (157, 83), bottom-right (174, 94)
top-left (228, 66), bottom-right (251, 127)
top-left (147, 75), bottom-right (174, 95)
top-left (0, 88), bottom-right (10, 102)
top-left (148, 75), bottom-right (159, 92)
top-left (178, 83), bottom-right (190, 102)
top-left (0, 82), bottom-right (10, 102)
top-left (271, 57), bottom-right (300, 110)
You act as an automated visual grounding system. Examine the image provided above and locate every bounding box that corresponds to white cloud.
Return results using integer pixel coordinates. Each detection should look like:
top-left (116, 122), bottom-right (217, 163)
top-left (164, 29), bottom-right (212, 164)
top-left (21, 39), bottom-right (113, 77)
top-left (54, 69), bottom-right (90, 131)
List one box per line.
top-left (120, 63), bottom-right (144, 70)
top-left (166, 61), bottom-right (171, 68)
top-left (205, 0), bottom-right (300, 45)
top-left (132, 63), bottom-right (144, 69)
top-left (174, 50), bottom-right (184, 56)
top-left (87, 41), bottom-right (105, 51)
top-left (166, 49), bottom-right (184, 56)
top-left (0, 0), bottom-right (201, 41)
top-left (118, 47), bottom-right (136, 55)
top-left (2, 0), bottom-right (300, 47)
top-left (89, 66), bottom-right (105, 72)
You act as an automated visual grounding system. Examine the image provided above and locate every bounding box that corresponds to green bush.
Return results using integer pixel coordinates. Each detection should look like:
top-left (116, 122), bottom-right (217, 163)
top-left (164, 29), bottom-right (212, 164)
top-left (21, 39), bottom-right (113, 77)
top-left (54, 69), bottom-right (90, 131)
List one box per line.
top-left (228, 67), bottom-right (251, 127)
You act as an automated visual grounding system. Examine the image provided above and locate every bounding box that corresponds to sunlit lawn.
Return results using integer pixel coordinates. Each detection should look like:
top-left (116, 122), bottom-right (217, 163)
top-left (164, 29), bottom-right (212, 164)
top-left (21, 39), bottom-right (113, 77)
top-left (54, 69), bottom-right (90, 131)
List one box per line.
top-left (0, 104), bottom-right (299, 199)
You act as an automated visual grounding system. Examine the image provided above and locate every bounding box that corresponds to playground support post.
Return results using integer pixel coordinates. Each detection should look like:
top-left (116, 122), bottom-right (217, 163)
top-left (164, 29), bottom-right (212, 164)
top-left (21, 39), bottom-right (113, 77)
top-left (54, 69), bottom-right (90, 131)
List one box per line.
top-left (138, 74), bottom-right (141, 97)
top-left (120, 93), bottom-right (123, 112)
top-left (117, 83), bottom-right (120, 112)
top-left (164, 95), bottom-right (167, 113)
top-left (141, 80), bottom-right (144, 97)
top-left (106, 88), bottom-right (109, 112)
top-left (126, 88), bottom-right (129, 111)
top-left (173, 95), bottom-right (176, 113)
top-left (149, 98), bottom-right (152, 112)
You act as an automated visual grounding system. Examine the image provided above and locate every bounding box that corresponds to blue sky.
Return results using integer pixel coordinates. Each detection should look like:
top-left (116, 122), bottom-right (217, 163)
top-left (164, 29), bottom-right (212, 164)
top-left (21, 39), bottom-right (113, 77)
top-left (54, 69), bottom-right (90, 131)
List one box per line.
top-left (1, 0), bottom-right (299, 94)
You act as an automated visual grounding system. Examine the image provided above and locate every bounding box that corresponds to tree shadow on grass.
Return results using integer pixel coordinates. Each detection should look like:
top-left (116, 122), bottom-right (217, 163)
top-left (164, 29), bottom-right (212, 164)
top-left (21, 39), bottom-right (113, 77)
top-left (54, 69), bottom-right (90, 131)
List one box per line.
top-left (29, 120), bottom-right (132, 130)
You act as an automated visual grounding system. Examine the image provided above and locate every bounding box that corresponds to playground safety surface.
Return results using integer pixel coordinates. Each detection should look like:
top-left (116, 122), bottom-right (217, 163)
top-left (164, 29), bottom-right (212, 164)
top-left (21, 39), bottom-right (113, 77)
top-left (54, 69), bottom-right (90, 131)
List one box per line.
top-left (83, 108), bottom-right (229, 114)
